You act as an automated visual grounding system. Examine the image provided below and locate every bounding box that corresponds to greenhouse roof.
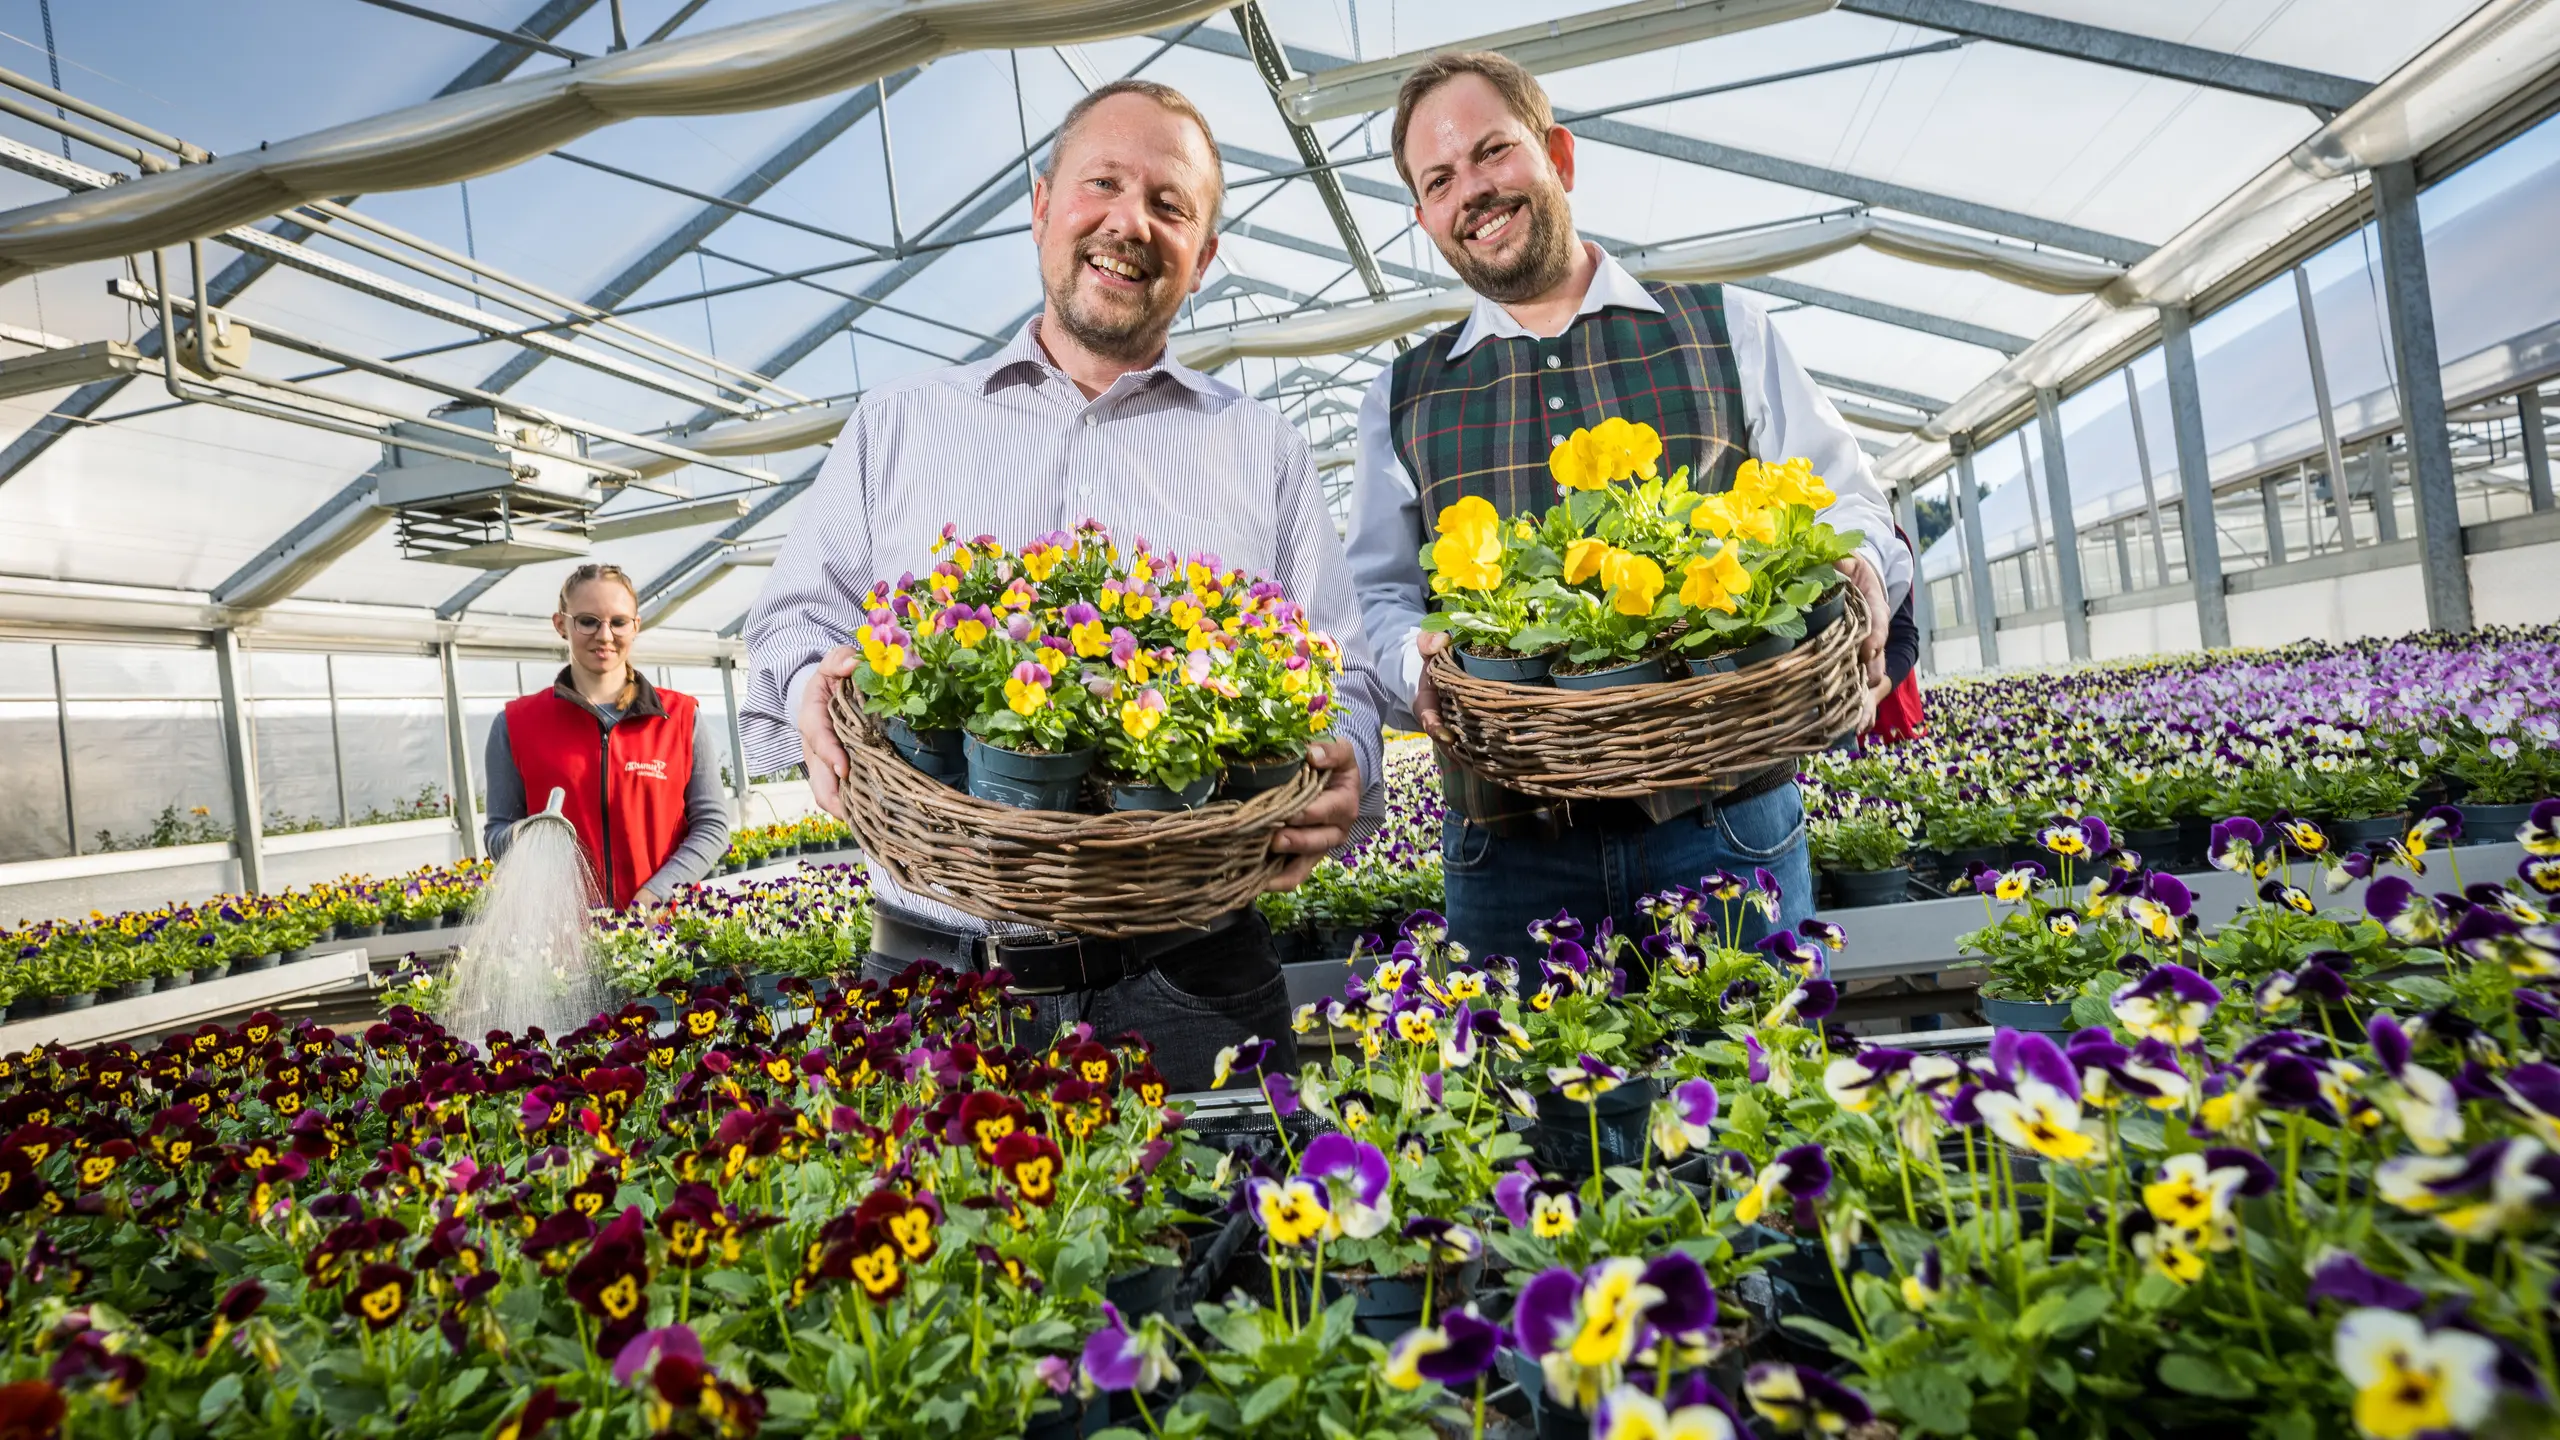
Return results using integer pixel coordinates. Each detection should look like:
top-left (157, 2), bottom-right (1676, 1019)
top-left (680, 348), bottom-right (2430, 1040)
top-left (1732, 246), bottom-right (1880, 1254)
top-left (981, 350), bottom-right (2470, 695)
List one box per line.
top-left (0, 0), bottom-right (2554, 658)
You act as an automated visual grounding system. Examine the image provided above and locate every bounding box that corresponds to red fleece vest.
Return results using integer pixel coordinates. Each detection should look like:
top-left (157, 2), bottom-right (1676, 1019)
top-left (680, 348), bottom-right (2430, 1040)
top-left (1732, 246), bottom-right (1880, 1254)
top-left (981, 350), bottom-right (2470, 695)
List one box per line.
top-left (504, 686), bottom-right (696, 910)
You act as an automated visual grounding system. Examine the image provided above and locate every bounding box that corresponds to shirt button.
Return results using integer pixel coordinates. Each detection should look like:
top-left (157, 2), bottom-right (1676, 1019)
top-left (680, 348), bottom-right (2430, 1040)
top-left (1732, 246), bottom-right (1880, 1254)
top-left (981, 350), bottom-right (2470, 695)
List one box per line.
top-left (1550, 434), bottom-right (1564, 448)
top-left (1547, 396), bottom-right (1563, 411)
top-left (1083, 413), bottom-right (1097, 427)
top-left (1080, 486), bottom-right (1094, 498)
top-left (1545, 355), bottom-right (1561, 370)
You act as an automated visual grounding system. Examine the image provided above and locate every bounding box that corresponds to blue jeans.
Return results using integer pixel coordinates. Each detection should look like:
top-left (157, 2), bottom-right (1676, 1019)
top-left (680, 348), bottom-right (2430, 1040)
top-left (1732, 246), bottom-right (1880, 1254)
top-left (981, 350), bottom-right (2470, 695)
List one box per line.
top-left (1441, 783), bottom-right (1816, 963)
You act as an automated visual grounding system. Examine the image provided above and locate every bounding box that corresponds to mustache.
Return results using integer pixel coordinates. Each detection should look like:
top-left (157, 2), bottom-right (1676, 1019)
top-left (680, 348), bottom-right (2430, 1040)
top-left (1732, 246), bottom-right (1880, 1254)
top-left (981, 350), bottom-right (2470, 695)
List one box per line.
top-left (1076, 236), bottom-right (1162, 278)
top-left (1454, 191), bottom-right (1533, 239)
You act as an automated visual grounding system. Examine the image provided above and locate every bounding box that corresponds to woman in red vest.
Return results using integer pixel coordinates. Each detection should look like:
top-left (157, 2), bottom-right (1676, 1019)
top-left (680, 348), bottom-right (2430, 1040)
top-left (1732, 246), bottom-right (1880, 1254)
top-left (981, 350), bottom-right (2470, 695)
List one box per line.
top-left (1866, 530), bottom-right (1927, 743)
top-left (482, 563), bottom-right (731, 910)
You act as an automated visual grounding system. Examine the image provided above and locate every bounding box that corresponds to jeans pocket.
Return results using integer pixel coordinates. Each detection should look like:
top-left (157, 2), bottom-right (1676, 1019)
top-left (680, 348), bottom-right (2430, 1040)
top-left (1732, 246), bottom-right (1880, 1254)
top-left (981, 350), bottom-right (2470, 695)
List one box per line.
top-left (1145, 959), bottom-right (1288, 1017)
top-left (1714, 784), bottom-right (1806, 862)
top-left (1441, 816), bottom-right (1495, 873)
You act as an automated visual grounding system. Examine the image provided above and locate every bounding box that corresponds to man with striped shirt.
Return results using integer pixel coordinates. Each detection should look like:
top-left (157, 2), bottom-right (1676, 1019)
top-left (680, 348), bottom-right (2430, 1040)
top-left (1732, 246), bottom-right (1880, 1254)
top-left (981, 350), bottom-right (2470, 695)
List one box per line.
top-left (1345, 52), bottom-right (1913, 961)
top-left (740, 80), bottom-right (1385, 1092)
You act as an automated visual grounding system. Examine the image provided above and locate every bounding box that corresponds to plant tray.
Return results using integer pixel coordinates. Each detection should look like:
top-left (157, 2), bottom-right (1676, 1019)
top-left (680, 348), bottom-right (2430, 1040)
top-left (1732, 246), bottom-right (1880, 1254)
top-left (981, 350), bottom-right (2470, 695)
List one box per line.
top-left (1424, 586), bottom-right (1875, 800)
top-left (827, 683), bottom-right (1324, 938)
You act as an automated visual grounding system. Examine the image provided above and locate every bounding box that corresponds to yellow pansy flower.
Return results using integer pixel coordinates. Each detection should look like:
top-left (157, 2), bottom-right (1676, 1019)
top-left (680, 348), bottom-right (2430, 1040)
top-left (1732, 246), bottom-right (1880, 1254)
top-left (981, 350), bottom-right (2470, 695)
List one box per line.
top-left (1563, 536), bottom-right (1612, 585)
top-left (1679, 546), bottom-right (1751, 613)
top-left (1600, 549), bottom-right (1664, 617)
top-left (1431, 495), bottom-right (1505, 592)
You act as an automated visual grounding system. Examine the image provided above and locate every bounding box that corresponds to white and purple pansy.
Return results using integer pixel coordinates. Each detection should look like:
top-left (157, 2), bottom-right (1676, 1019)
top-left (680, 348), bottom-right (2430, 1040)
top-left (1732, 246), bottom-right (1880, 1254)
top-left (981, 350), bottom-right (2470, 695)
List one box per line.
top-left (2110, 963), bottom-right (2222, 1046)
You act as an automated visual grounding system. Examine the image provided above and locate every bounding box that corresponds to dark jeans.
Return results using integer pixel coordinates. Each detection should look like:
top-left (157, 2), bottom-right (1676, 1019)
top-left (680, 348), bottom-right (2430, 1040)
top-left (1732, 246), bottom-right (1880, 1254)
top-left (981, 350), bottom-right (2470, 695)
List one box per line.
top-left (863, 913), bottom-right (1297, 1095)
top-left (1441, 782), bottom-right (1817, 963)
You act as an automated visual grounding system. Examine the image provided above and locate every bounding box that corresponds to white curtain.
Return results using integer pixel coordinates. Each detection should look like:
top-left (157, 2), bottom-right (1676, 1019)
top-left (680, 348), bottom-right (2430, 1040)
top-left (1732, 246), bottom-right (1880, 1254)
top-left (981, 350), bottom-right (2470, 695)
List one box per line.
top-left (0, 0), bottom-right (1230, 284)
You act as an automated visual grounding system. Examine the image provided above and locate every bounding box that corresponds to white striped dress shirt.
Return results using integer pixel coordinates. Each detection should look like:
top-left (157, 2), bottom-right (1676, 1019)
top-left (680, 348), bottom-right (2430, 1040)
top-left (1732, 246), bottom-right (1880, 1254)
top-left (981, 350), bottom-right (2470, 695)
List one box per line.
top-left (740, 318), bottom-right (1389, 935)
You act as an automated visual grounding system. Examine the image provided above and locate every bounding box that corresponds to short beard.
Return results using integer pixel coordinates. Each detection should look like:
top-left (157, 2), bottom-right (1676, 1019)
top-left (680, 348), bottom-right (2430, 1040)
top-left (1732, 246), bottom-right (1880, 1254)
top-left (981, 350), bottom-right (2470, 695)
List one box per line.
top-left (1441, 183), bottom-right (1576, 305)
top-left (1046, 237), bottom-right (1180, 364)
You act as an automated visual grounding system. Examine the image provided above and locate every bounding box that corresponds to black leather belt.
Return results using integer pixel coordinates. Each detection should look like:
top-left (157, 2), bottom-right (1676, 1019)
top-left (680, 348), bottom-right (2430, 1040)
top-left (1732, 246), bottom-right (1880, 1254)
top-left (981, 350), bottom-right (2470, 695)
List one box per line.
top-left (1473, 764), bottom-right (1795, 840)
top-left (870, 904), bottom-right (1248, 996)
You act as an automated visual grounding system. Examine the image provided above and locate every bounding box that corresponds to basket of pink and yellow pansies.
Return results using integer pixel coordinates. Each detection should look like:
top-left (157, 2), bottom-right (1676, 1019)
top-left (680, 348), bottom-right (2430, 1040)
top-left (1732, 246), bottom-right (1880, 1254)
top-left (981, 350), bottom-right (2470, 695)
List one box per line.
top-left (828, 521), bottom-right (1334, 937)
top-left (1420, 417), bottom-right (1874, 800)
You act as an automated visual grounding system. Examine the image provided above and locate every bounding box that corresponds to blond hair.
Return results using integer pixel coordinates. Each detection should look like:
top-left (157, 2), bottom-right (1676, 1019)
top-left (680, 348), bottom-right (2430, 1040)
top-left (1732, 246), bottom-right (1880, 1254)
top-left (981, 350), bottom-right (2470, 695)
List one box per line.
top-left (1391, 51), bottom-right (1556, 193)
top-left (557, 562), bottom-right (638, 616)
top-left (1041, 78), bottom-right (1225, 229)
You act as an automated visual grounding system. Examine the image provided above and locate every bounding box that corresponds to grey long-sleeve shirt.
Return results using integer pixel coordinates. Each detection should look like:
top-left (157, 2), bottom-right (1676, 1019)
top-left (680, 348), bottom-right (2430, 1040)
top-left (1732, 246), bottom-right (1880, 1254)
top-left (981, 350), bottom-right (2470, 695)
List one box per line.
top-left (483, 669), bottom-right (732, 899)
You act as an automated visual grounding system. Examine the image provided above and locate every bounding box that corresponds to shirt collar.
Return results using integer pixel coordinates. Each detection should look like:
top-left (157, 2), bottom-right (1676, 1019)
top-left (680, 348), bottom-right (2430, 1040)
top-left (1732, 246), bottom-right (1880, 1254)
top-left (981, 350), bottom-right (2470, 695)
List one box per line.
top-left (977, 316), bottom-right (1238, 405)
top-left (552, 666), bottom-right (662, 720)
top-left (1444, 242), bottom-right (1663, 358)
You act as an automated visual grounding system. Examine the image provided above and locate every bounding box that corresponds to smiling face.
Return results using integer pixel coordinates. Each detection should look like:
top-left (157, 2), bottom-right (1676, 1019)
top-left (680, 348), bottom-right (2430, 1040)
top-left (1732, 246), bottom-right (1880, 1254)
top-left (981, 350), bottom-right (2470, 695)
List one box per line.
top-left (1401, 72), bottom-right (1580, 304)
top-left (554, 575), bottom-right (638, 682)
top-left (1031, 90), bottom-right (1221, 365)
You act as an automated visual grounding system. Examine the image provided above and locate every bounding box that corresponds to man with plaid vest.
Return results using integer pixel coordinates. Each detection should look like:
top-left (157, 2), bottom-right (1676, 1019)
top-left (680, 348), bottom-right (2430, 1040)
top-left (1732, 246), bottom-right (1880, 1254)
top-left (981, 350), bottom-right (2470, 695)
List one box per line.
top-left (1345, 51), bottom-right (1912, 962)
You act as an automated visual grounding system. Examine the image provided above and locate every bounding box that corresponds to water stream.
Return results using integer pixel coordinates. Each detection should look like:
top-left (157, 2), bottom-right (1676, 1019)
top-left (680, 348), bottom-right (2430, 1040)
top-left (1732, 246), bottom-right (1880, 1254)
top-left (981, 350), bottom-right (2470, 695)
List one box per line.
top-left (440, 816), bottom-right (605, 1043)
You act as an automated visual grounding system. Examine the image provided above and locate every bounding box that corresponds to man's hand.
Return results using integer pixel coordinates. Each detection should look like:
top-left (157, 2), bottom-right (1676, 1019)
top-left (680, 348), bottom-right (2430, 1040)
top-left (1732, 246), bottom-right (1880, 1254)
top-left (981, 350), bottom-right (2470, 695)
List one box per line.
top-left (1411, 632), bottom-right (1452, 742)
top-left (1836, 555), bottom-right (1889, 688)
top-left (631, 887), bottom-right (663, 910)
top-left (797, 646), bottom-right (863, 822)
top-left (1266, 740), bottom-right (1362, 891)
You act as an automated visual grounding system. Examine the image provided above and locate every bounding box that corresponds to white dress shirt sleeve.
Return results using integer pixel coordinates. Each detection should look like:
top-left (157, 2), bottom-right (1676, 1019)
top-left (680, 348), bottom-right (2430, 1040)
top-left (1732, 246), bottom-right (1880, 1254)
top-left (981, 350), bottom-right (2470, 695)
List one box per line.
top-left (1268, 421), bottom-right (1390, 833)
top-left (1342, 366), bottom-right (1431, 730)
top-left (1724, 287), bottom-right (1912, 609)
top-left (740, 406), bottom-right (874, 778)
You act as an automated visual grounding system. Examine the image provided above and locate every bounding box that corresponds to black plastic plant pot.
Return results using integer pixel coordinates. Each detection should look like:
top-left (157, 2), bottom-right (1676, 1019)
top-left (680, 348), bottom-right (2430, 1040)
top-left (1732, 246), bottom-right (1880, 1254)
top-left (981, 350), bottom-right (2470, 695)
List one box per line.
top-left (1530, 1077), bottom-right (1659, 1175)
top-left (1802, 588), bottom-right (1848, 641)
top-left (1312, 923), bottom-right (1369, 961)
top-left (2327, 813), bottom-right (2408, 848)
top-left (158, 969), bottom-right (193, 991)
top-left (234, 952), bottom-right (280, 974)
top-left (964, 736), bottom-right (1096, 812)
top-left (1457, 647), bottom-right (1555, 685)
top-left (1688, 631), bottom-right (1796, 677)
top-left (1502, 1349), bottom-right (1594, 1440)
top-left (1981, 993), bottom-right (2075, 1034)
top-left (1827, 866), bottom-right (1911, 907)
top-left (1021, 1396), bottom-right (1087, 1440)
top-left (105, 979), bottom-right (154, 1002)
top-left (2121, 826), bottom-right (2180, 864)
top-left (1551, 653), bottom-right (1678, 691)
top-left (341, 921), bottom-right (384, 940)
top-left (2175, 816), bottom-right (2214, 868)
top-left (193, 963), bottom-right (231, 984)
top-left (1108, 776), bottom-right (1217, 812)
top-left (1939, 844), bottom-right (2003, 876)
top-left (1220, 750), bottom-right (1308, 801)
top-left (281, 946), bottom-right (314, 964)
top-left (2458, 801), bottom-right (2534, 835)
top-left (882, 717), bottom-right (969, 789)
top-left (1103, 1263), bottom-right (1179, 1320)
top-left (56, 992), bottom-right (95, 1012)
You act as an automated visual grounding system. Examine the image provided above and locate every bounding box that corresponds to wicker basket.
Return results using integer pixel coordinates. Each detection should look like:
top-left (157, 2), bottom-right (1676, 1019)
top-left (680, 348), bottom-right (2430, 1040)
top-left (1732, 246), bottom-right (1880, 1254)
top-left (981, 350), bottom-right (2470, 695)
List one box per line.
top-left (827, 682), bottom-right (1324, 937)
top-left (1426, 586), bottom-right (1877, 800)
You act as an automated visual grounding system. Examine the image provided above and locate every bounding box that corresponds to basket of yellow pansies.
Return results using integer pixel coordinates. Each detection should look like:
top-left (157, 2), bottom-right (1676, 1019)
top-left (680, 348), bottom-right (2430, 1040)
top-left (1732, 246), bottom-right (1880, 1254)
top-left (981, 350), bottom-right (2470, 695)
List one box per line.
top-left (1419, 417), bottom-right (1875, 799)
top-left (826, 521), bottom-right (1332, 936)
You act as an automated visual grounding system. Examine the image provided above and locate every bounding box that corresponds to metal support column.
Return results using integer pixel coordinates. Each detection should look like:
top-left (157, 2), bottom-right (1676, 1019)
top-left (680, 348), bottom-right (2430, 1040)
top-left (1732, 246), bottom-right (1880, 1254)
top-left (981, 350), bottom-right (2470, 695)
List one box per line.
top-left (1892, 481), bottom-right (1935, 676)
top-left (1951, 434), bottom-right (2000, 668)
top-left (2013, 429), bottom-right (2054, 607)
top-left (2121, 367), bottom-right (2172, 585)
top-left (325, 654), bottom-right (350, 827)
top-left (2368, 438), bottom-right (2401, 541)
top-left (2034, 387), bottom-right (2090, 660)
top-left (2294, 266), bottom-right (2357, 547)
top-left (211, 628), bottom-right (266, 894)
top-left (2157, 304), bottom-right (2230, 648)
top-left (2111, 520), bottom-right (2134, 595)
top-left (50, 645), bottom-right (78, 855)
top-left (718, 657), bottom-right (751, 816)
top-left (2520, 385), bottom-right (2554, 512)
top-left (2372, 158), bottom-right (2472, 632)
top-left (439, 640), bottom-right (485, 861)
top-left (2259, 474), bottom-right (2289, 566)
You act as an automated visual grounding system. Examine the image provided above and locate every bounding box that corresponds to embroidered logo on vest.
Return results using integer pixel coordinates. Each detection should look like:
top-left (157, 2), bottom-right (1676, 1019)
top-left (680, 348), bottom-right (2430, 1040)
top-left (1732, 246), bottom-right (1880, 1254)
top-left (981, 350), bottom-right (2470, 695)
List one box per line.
top-left (623, 759), bottom-right (669, 781)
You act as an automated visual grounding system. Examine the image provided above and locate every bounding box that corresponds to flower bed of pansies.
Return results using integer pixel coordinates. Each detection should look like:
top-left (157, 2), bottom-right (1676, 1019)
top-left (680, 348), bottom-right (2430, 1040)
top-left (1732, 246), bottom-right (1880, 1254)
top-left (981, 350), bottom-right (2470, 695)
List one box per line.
top-left (1803, 625), bottom-right (2560, 889)
top-left (3, 797), bottom-right (2560, 1439)
top-left (1, 866), bottom-right (487, 1020)
top-left (719, 818), bottom-right (856, 875)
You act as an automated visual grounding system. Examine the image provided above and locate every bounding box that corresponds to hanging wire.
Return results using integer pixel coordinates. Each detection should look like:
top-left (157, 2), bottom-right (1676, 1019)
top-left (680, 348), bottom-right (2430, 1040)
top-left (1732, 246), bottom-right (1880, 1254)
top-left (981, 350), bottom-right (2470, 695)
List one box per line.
top-left (459, 180), bottom-right (482, 310)
top-left (696, 251), bottom-right (719, 357)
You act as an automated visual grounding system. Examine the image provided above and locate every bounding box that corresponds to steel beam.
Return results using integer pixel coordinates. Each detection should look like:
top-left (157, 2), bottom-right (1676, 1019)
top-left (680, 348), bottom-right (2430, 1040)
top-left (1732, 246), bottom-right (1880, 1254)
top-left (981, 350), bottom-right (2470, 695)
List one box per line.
top-left (718, 657), bottom-right (749, 806)
top-left (211, 628), bottom-right (266, 894)
top-left (1171, 25), bottom-right (2151, 264)
top-left (2156, 303), bottom-right (2229, 648)
top-left (1735, 277), bottom-right (2029, 353)
top-left (2121, 367), bottom-right (2172, 583)
top-left (213, 470), bottom-right (389, 607)
top-left (2293, 266), bottom-right (2357, 547)
top-left (1892, 480), bottom-right (1934, 675)
top-left (2034, 387), bottom-right (2089, 660)
top-left (2372, 159), bottom-right (2470, 633)
top-left (2368, 438), bottom-right (2401, 542)
top-left (435, 569), bottom-right (511, 622)
top-left (438, 639), bottom-right (485, 861)
top-left (2522, 386), bottom-right (2555, 512)
top-left (1812, 370), bottom-right (1947, 415)
top-left (1951, 436), bottom-right (1999, 667)
top-left (480, 77), bottom-right (914, 395)
top-left (1837, 0), bottom-right (2370, 115)
top-left (2259, 474), bottom-right (2289, 565)
top-left (1233, 3), bottom-right (1390, 306)
top-left (637, 475), bottom-right (817, 604)
top-left (0, 0), bottom-right (598, 490)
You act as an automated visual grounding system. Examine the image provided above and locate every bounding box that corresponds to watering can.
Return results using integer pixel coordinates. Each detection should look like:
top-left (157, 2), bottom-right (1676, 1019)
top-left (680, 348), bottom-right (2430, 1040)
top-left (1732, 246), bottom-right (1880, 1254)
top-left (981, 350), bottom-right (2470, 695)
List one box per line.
top-left (515, 786), bottom-right (575, 838)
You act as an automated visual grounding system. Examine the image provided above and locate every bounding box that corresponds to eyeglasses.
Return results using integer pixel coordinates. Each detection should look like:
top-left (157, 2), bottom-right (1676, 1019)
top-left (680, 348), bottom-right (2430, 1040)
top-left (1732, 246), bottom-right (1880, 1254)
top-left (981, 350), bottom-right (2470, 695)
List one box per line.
top-left (568, 615), bottom-right (637, 636)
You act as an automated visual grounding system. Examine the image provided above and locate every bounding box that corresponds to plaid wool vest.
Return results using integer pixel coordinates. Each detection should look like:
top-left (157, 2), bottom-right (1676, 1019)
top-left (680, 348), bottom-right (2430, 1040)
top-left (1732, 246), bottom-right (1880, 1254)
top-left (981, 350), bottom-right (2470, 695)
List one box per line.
top-left (1389, 281), bottom-right (1754, 827)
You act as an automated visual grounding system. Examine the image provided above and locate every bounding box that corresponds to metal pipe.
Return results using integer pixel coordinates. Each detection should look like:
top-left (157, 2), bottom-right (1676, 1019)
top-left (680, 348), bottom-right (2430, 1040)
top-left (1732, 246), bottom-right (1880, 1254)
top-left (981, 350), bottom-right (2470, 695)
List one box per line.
top-left (2259, 473), bottom-right (2288, 565)
top-left (876, 78), bottom-right (905, 251)
top-left (2372, 158), bottom-right (2471, 632)
top-left (50, 643), bottom-right (76, 855)
top-left (0, 91), bottom-right (168, 171)
top-left (349, 0), bottom-right (592, 62)
top-left (2121, 367), bottom-right (2172, 584)
top-left (0, 62), bottom-right (207, 161)
top-left (1952, 435), bottom-right (2000, 667)
top-left (1558, 36), bottom-right (1972, 123)
top-left (2519, 385), bottom-right (2554, 512)
top-left (2034, 386), bottom-right (2090, 660)
top-left (326, 653), bottom-right (349, 829)
top-left (2157, 305), bottom-right (2229, 648)
top-left (546, 150), bottom-right (891, 256)
top-left (2294, 266), bottom-right (2356, 547)
top-left (608, 0), bottom-right (629, 50)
